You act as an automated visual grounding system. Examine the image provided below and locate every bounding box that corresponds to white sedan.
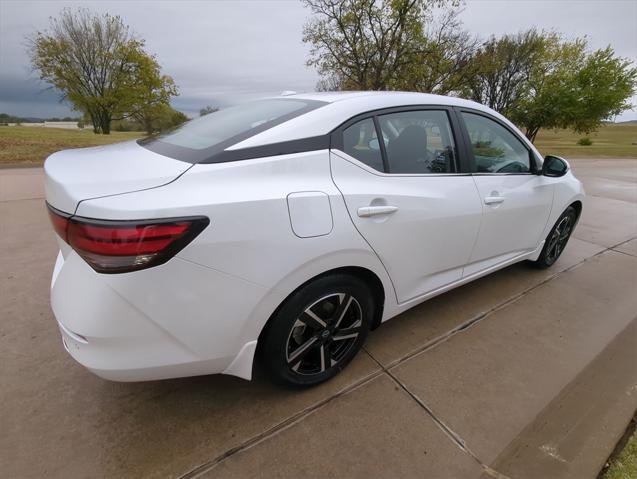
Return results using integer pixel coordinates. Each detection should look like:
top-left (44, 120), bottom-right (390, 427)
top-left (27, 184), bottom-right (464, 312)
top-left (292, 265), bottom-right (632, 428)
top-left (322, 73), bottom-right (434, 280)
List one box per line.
top-left (45, 92), bottom-right (584, 386)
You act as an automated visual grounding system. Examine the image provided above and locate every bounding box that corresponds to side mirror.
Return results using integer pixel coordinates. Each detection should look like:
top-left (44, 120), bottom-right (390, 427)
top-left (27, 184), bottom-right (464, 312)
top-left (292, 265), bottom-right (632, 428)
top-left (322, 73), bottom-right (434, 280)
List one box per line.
top-left (542, 155), bottom-right (570, 177)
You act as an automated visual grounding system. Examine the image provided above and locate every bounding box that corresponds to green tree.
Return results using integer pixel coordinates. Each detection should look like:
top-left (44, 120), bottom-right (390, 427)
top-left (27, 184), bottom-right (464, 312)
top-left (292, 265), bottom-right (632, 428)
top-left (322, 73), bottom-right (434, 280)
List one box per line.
top-left (513, 44), bottom-right (637, 141)
top-left (468, 31), bottom-right (636, 142)
top-left (466, 30), bottom-right (548, 115)
top-left (126, 49), bottom-right (179, 134)
top-left (303, 0), bottom-right (461, 91)
top-left (150, 104), bottom-right (189, 133)
top-left (29, 8), bottom-right (178, 134)
top-left (401, 9), bottom-right (478, 95)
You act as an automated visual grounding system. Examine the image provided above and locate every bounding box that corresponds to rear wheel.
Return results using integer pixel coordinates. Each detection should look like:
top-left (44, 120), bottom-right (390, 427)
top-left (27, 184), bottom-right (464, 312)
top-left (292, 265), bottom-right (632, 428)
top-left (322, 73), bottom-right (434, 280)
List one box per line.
top-left (534, 206), bottom-right (577, 269)
top-left (260, 274), bottom-right (374, 387)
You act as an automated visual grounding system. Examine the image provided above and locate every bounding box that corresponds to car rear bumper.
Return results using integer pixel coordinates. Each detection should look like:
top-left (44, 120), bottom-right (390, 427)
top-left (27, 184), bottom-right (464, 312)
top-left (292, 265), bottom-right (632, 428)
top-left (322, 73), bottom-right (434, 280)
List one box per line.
top-left (56, 323), bottom-right (235, 381)
top-left (50, 249), bottom-right (269, 382)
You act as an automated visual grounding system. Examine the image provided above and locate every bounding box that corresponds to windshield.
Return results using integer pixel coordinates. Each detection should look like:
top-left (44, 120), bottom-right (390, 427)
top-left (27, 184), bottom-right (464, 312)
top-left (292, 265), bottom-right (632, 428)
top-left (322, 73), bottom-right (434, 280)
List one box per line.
top-left (140, 98), bottom-right (325, 163)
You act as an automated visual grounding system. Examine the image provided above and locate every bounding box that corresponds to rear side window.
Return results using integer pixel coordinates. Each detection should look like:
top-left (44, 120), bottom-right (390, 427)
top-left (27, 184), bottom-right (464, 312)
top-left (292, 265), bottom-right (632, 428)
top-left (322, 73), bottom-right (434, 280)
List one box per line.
top-left (140, 99), bottom-right (325, 163)
top-left (461, 112), bottom-right (531, 173)
top-left (378, 110), bottom-right (456, 174)
top-left (343, 118), bottom-right (384, 171)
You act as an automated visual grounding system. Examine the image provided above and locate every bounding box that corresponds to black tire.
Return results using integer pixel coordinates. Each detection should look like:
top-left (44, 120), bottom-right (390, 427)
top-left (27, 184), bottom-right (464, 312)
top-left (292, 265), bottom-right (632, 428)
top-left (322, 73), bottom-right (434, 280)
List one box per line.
top-left (259, 274), bottom-right (374, 387)
top-left (534, 206), bottom-right (577, 269)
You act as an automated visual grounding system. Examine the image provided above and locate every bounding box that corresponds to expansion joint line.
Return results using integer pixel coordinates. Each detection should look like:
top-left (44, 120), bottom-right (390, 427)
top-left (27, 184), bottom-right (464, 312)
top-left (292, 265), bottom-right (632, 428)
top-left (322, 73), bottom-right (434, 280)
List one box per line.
top-left (178, 368), bottom-right (384, 479)
top-left (364, 348), bottom-right (511, 479)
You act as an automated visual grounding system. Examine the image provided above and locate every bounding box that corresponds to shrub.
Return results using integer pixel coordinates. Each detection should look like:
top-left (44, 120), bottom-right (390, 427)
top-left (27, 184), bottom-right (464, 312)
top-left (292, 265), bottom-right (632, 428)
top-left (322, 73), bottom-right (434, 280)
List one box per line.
top-left (577, 137), bottom-right (593, 146)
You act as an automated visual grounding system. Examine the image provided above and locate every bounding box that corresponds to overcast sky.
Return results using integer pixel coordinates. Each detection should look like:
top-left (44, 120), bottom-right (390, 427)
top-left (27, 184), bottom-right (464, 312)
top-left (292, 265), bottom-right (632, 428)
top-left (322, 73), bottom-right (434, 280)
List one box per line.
top-left (1, 0), bottom-right (636, 119)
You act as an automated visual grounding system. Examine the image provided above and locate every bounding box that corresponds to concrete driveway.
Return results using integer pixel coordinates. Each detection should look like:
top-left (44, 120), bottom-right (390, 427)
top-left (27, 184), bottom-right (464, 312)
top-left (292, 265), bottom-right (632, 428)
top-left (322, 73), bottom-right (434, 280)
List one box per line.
top-left (1, 159), bottom-right (636, 478)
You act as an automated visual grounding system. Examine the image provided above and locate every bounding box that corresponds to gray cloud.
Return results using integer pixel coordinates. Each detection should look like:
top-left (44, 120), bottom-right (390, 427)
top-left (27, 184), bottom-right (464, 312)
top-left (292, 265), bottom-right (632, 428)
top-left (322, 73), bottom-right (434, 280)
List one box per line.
top-left (1, 0), bottom-right (635, 119)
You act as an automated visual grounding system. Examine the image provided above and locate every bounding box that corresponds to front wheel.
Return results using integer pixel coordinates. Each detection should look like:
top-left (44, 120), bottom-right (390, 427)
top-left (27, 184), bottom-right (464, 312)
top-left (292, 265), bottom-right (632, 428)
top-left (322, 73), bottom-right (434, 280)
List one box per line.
top-left (534, 206), bottom-right (577, 269)
top-left (259, 274), bottom-right (374, 387)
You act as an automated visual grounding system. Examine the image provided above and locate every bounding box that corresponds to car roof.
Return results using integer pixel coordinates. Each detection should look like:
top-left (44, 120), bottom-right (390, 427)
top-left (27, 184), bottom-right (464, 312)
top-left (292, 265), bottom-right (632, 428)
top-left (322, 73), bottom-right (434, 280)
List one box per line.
top-left (283, 90), bottom-right (479, 107)
top-left (227, 91), bottom-right (528, 152)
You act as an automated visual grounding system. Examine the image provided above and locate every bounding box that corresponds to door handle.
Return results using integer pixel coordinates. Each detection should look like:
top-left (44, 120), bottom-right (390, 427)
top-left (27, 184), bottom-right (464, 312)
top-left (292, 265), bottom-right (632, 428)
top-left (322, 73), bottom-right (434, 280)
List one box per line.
top-left (484, 196), bottom-right (505, 205)
top-left (357, 206), bottom-right (399, 217)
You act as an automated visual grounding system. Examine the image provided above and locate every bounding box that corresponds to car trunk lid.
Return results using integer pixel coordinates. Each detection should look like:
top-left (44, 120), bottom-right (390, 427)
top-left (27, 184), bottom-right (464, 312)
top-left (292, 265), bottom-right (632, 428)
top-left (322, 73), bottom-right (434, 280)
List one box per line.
top-left (44, 140), bottom-right (191, 213)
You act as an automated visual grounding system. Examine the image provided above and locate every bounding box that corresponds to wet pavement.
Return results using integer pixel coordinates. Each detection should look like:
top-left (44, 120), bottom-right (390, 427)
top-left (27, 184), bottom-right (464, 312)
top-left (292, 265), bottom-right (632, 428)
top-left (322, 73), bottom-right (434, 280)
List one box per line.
top-left (1, 158), bottom-right (636, 478)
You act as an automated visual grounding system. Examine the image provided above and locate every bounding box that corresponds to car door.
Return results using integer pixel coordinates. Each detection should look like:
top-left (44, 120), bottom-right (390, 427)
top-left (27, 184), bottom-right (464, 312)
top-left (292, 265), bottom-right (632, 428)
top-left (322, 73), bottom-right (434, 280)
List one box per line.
top-left (458, 110), bottom-right (554, 276)
top-left (330, 108), bottom-right (482, 304)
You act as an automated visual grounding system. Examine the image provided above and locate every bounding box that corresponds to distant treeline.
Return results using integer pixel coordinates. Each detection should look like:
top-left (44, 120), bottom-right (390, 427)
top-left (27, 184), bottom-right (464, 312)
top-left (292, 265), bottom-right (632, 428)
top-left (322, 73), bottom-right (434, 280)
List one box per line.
top-left (0, 113), bottom-right (82, 123)
top-left (0, 112), bottom-right (178, 132)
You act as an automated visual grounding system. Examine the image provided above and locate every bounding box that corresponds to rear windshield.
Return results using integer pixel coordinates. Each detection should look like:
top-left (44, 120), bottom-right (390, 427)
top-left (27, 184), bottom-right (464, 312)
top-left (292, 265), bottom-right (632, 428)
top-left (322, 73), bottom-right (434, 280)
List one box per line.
top-left (139, 98), bottom-right (325, 163)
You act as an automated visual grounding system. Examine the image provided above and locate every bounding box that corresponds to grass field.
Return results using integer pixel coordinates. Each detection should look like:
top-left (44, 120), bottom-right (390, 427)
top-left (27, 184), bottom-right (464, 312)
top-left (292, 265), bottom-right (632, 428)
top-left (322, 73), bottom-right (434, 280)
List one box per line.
top-left (0, 122), bottom-right (636, 168)
top-left (534, 123), bottom-right (637, 158)
top-left (603, 428), bottom-right (637, 479)
top-left (0, 127), bottom-right (141, 168)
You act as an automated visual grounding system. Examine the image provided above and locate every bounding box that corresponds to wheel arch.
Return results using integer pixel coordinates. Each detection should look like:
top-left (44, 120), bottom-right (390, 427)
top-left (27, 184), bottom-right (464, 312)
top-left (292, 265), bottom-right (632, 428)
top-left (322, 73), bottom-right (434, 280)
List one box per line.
top-left (255, 265), bottom-right (386, 358)
top-left (311, 266), bottom-right (386, 330)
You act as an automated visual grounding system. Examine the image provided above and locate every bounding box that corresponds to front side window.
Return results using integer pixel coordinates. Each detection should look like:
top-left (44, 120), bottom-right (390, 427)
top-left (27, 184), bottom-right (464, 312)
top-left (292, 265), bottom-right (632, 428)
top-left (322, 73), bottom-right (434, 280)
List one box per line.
top-left (342, 118), bottom-right (384, 171)
top-left (378, 110), bottom-right (456, 174)
top-left (461, 112), bottom-right (531, 173)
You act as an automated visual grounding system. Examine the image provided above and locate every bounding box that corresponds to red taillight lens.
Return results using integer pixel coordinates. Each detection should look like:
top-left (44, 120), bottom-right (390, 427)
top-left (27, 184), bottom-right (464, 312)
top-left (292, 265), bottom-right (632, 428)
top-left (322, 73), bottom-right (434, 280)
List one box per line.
top-left (48, 205), bottom-right (70, 241)
top-left (47, 204), bottom-right (209, 273)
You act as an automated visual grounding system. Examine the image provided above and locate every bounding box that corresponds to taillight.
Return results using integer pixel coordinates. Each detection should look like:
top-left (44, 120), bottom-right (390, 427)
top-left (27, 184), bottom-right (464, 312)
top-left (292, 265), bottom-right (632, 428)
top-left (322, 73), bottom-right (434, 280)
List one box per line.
top-left (47, 204), bottom-right (209, 274)
top-left (48, 205), bottom-right (70, 240)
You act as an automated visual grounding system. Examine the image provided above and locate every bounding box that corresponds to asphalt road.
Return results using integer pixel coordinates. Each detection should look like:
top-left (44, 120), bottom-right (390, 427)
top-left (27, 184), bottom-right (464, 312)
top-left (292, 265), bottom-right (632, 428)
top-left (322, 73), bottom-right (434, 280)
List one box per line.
top-left (1, 159), bottom-right (636, 478)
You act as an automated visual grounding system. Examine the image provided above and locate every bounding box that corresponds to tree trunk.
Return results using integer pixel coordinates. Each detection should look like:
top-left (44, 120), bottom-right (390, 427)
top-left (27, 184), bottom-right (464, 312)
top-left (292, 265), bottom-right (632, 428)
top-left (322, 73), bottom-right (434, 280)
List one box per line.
top-left (99, 110), bottom-right (112, 135)
top-left (90, 112), bottom-right (100, 134)
top-left (87, 108), bottom-right (104, 134)
top-left (144, 116), bottom-right (154, 135)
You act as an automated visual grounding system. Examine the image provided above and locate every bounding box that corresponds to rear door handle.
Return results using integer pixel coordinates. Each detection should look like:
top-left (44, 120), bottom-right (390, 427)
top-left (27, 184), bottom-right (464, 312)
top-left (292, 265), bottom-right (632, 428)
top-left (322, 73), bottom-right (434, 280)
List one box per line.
top-left (484, 196), bottom-right (505, 205)
top-left (357, 206), bottom-right (399, 217)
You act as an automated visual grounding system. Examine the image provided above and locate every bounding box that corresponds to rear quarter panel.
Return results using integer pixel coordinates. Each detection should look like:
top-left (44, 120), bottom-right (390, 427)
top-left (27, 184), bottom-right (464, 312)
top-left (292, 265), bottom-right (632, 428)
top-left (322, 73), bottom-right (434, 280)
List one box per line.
top-left (75, 151), bottom-right (396, 361)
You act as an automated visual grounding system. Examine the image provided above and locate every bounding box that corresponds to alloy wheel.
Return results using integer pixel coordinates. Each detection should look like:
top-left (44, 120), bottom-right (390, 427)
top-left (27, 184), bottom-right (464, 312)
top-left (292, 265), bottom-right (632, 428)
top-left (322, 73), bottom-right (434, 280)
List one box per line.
top-left (285, 293), bottom-right (363, 376)
top-left (545, 214), bottom-right (573, 264)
